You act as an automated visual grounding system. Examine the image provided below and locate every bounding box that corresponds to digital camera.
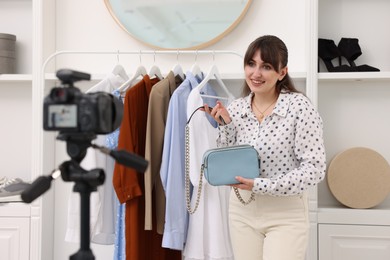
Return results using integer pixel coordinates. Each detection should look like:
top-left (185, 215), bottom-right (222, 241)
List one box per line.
top-left (43, 69), bottom-right (123, 135)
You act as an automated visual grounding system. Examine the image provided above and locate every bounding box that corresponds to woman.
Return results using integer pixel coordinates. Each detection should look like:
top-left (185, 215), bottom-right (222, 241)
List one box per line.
top-left (205, 35), bottom-right (326, 260)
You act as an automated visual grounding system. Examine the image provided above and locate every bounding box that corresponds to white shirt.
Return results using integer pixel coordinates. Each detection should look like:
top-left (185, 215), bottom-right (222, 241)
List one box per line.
top-left (183, 88), bottom-right (234, 260)
top-left (65, 71), bottom-right (126, 244)
top-left (218, 92), bottom-right (326, 196)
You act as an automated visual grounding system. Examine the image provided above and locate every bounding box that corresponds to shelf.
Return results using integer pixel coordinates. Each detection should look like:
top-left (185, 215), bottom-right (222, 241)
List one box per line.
top-left (318, 206), bottom-right (390, 226)
top-left (0, 74), bottom-right (32, 82)
top-left (318, 71), bottom-right (390, 82)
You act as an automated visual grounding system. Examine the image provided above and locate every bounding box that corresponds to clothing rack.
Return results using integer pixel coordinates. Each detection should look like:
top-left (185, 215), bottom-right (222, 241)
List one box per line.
top-left (41, 50), bottom-right (243, 75)
top-left (39, 49), bottom-right (244, 104)
top-left (35, 48), bottom-right (243, 148)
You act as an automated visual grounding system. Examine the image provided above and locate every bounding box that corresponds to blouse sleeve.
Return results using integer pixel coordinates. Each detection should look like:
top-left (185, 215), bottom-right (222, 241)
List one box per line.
top-left (216, 103), bottom-right (238, 147)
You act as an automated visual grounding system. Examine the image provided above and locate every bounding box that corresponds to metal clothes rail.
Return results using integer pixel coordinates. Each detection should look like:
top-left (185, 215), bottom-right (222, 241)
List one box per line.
top-left (41, 50), bottom-right (243, 75)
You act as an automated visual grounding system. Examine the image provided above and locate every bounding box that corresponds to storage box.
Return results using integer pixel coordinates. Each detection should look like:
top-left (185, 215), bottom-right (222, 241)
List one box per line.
top-left (0, 33), bottom-right (16, 74)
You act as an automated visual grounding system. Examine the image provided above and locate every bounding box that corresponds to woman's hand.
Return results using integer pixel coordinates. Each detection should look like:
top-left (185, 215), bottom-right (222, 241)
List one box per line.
top-left (204, 101), bottom-right (231, 126)
top-left (231, 176), bottom-right (254, 191)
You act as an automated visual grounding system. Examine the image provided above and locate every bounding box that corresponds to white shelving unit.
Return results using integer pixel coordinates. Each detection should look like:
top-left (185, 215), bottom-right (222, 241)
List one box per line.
top-left (0, 0), bottom-right (55, 259)
top-left (316, 0), bottom-right (390, 259)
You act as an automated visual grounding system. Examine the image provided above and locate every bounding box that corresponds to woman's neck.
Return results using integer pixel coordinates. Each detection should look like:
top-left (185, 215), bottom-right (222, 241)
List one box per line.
top-left (252, 91), bottom-right (278, 106)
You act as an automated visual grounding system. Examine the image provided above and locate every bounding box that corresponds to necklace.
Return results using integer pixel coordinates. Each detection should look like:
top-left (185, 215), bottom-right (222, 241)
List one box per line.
top-left (252, 98), bottom-right (277, 120)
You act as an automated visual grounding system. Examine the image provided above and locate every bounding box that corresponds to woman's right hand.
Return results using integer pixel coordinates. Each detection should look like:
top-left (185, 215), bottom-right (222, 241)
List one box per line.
top-left (204, 101), bottom-right (231, 126)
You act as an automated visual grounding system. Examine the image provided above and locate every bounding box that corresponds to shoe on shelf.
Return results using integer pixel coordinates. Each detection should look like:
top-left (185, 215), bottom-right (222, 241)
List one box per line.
top-left (337, 38), bottom-right (380, 72)
top-left (0, 177), bottom-right (22, 189)
top-left (318, 38), bottom-right (356, 72)
top-left (0, 178), bottom-right (30, 203)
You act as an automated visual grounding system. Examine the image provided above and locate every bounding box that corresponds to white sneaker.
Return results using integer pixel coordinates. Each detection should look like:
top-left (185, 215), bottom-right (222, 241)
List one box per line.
top-left (0, 178), bottom-right (29, 202)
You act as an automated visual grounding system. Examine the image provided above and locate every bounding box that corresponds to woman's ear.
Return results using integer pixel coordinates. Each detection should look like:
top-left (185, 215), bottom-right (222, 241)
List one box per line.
top-left (279, 66), bottom-right (288, 81)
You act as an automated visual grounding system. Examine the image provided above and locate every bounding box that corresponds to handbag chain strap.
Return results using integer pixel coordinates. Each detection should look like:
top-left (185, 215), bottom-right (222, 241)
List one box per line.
top-left (185, 114), bottom-right (255, 214)
top-left (185, 124), bottom-right (203, 214)
top-left (233, 187), bottom-right (255, 205)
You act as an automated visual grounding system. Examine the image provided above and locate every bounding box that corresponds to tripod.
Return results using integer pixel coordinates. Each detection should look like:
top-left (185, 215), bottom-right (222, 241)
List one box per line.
top-left (21, 132), bottom-right (148, 260)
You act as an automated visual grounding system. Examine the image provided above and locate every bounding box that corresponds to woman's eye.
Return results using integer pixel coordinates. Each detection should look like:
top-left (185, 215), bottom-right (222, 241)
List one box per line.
top-left (262, 64), bottom-right (272, 70)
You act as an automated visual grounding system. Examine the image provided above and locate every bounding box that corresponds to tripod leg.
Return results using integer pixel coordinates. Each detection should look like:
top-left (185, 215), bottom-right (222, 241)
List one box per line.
top-left (69, 182), bottom-right (95, 260)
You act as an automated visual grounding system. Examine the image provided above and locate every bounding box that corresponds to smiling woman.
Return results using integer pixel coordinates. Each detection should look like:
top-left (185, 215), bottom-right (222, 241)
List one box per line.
top-left (104, 0), bottom-right (253, 49)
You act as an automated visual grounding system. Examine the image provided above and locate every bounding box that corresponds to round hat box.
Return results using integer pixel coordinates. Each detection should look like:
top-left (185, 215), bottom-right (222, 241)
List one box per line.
top-left (0, 33), bottom-right (16, 74)
top-left (327, 147), bottom-right (390, 209)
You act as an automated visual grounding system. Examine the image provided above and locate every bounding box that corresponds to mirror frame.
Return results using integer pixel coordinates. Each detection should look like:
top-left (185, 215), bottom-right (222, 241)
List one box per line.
top-left (104, 0), bottom-right (253, 50)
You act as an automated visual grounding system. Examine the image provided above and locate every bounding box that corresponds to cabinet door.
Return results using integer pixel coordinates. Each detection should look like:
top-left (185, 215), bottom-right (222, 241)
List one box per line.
top-left (0, 217), bottom-right (30, 260)
top-left (319, 224), bottom-right (390, 260)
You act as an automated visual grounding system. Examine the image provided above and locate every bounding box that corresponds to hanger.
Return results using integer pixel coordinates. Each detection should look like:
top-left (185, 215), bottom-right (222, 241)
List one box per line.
top-left (112, 64), bottom-right (129, 81)
top-left (172, 63), bottom-right (185, 80)
top-left (117, 64), bottom-right (147, 93)
top-left (191, 50), bottom-right (202, 78)
top-left (86, 54), bottom-right (130, 93)
top-left (111, 50), bottom-right (129, 81)
top-left (195, 64), bottom-right (235, 101)
top-left (172, 50), bottom-right (185, 80)
top-left (149, 51), bottom-right (163, 80)
top-left (117, 51), bottom-right (147, 93)
top-left (149, 65), bottom-right (163, 80)
top-left (191, 63), bottom-right (202, 78)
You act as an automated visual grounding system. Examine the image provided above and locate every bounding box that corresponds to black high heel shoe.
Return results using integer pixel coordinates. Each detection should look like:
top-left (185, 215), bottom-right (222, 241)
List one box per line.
top-left (337, 38), bottom-right (380, 72)
top-left (318, 38), bottom-right (355, 72)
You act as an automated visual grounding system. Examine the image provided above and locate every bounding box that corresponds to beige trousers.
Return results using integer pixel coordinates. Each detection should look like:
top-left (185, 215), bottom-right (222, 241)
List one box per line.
top-left (228, 190), bottom-right (309, 260)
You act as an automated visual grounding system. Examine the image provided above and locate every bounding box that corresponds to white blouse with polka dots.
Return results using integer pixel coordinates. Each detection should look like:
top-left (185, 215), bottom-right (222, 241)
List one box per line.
top-left (217, 91), bottom-right (327, 196)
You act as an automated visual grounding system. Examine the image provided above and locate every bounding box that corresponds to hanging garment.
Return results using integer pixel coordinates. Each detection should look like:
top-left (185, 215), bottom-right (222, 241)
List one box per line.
top-left (113, 75), bottom-right (179, 260)
top-left (105, 89), bottom-right (126, 260)
top-left (183, 87), bottom-right (234, 260)
top-left (144, 71), bottom-right (184, 234)
top-left (64, 71), bottom-right (126, 244)
top-left (160, 72), bottom-right (203, 250)
top-left (160, 71), bottom-right (220, 251)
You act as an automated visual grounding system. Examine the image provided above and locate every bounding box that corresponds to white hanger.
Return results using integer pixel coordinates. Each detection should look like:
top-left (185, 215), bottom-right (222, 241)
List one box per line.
top-left (191, 50), bottom-right (202, 78)
top-left (149, 65), bottom-right (163, 80)
top-left (117, 51), bottom-right (147, 93)
top-left (172, 50), bottom-right (185, 80)
top-left (117, 65), bottom-right (147, 93)
top-left (149, 51), bottom-right (163, 80)
top-left (112, 64), bottom-right (129, 81)
top-left (172, 63), bottom-right (185, 80)
top-left (111, 51), bottom-right (129, 81)
top-left (195, 64), bottom-right (235, 101)
top-left (191, 63), bottom-right (202, 78)
top-left (86, 62), bottom-right (129, 93)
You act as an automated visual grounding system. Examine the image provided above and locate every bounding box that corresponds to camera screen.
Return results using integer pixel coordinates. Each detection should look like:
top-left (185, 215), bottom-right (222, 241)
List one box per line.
top-left (48, 104), bottom-right (77, 128)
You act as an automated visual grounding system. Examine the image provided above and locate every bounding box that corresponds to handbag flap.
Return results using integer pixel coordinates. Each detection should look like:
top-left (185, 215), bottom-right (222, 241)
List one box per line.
top-left (203, 145), bottom-right (260, 186)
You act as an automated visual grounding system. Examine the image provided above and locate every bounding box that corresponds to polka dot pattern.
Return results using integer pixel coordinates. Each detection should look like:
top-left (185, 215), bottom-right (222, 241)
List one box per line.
top-left (217, 92), bottom-right (326, 196)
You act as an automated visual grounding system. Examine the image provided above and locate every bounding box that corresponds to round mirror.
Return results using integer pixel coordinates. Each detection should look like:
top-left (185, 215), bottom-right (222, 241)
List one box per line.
top-left (104, 0), bottom-right (252, 50)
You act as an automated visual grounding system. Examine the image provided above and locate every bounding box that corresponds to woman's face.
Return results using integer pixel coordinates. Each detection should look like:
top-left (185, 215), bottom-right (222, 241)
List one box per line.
top-left (244, 49), bottom-right (287, 95)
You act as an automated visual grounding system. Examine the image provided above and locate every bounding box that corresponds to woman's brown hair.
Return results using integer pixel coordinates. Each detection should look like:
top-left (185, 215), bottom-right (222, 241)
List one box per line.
top-left (242, 35), bottom-right (301, 96)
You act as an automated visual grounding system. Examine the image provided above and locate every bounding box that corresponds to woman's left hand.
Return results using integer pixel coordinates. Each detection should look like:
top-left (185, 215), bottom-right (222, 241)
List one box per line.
top-left (231, 176), bottom-right (254, 191)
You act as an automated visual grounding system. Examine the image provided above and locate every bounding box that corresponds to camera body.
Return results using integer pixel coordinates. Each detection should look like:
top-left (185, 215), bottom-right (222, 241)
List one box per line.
top-left (43, 69), bottom-right (123, 135)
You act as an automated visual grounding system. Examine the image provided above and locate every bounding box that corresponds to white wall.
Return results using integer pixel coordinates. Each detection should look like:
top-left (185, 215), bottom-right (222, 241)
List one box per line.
top-left (50, 0), bottom-right (308, 259)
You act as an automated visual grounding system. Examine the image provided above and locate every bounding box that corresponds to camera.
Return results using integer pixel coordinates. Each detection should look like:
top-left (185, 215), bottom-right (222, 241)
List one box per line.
top-left (43, 69), bottom-right (123, 135)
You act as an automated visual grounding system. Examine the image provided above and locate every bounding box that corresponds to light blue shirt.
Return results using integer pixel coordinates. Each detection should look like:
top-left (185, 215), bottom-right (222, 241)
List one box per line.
top-left (160, 71), bottom-right (217, 250)
top-left (106, 90), bottom-right (125, 260)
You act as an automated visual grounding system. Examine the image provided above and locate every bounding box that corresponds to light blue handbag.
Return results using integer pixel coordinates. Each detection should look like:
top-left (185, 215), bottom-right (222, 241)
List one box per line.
top-left (202, 144), bottom-right (260, 186)
top-left (185, 107), bottom-right (260, 214)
